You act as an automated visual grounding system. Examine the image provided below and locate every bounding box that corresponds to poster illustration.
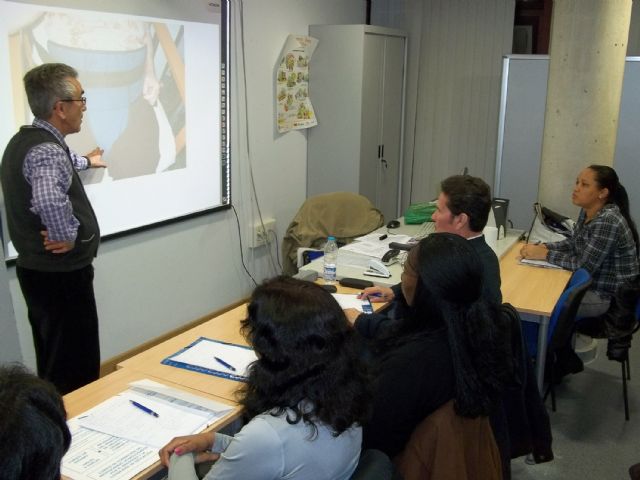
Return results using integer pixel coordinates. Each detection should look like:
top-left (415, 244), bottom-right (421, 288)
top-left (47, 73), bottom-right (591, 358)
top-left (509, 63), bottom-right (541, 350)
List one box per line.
top-left (276, 34), bottom-right (318, 133)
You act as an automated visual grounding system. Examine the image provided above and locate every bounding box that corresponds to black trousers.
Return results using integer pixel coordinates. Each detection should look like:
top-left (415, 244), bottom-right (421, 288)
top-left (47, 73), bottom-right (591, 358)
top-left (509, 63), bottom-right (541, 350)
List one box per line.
top-left (16, 264), bottom-right (100, 394)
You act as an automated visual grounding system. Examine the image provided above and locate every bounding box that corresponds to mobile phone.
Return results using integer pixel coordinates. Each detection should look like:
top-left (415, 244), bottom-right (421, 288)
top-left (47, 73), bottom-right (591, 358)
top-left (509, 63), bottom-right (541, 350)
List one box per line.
top-left (361, 299), bottom-right (374, 315)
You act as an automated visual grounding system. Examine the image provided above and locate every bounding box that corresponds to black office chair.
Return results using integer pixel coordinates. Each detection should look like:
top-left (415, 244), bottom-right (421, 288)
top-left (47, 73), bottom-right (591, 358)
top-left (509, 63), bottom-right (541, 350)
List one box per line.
top-left (542, 268), bottom-right (592, 412)
top-left (577, 279), bottom-right (640, 420)
top-left (350, 449), bottom-right (403, 480)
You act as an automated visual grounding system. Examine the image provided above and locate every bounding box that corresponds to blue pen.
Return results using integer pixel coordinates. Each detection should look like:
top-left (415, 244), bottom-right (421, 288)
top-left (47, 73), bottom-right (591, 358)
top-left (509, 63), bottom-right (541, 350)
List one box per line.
top-left (214, 356), bottom-right (237, 372)
top-left (359, 292), bottom-right (383, 298)
top-left (130, 400), bottom-right (159, 417)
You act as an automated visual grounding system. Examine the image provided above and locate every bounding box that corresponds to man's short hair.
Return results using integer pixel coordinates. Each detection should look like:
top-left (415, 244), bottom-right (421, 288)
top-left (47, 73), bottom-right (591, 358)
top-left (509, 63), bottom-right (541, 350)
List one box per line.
top-left (23, 63), bottom-right (78, 119)
top-left (440, 175), bottom-right (492, 232)
top-left (0, 363), bottom-right (71, 480)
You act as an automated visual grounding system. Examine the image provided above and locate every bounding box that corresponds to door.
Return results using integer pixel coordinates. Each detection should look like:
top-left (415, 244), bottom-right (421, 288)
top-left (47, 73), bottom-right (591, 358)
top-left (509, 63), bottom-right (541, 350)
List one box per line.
top-left (378, 35), bottom-right (404, 221)
top-left (360, 34), bottom-right (384, 211)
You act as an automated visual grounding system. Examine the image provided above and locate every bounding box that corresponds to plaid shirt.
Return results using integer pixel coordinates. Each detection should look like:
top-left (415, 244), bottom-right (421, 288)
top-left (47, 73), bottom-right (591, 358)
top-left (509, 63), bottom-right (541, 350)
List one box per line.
top-left (22, 119), bottom-right (89, 242)
top-left (546, 204), bottom-right (639, 298)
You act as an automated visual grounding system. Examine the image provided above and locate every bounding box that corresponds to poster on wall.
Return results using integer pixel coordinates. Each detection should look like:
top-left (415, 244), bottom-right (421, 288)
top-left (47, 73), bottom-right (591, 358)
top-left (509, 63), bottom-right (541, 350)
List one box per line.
top-left (276, 34), bottom-right (318, 133)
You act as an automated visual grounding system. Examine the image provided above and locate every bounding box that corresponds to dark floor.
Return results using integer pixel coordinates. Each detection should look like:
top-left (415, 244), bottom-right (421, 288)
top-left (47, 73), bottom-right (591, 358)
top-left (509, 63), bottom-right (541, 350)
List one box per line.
top-left (512, 339), bottom-right (639, 480)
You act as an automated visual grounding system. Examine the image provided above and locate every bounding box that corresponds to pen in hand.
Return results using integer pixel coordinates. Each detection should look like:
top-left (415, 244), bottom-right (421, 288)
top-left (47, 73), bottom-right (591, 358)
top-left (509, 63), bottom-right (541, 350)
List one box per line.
top-left (130, 400), bottom-right (159, 417)
top-left (359, 292), bottom-right (382, 297)
top-left (214, 356), bottom-right (237, 372)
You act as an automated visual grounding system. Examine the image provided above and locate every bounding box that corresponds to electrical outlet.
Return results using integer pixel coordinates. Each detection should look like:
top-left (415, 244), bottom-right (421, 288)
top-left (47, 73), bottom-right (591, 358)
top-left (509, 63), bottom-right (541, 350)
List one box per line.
top-left (251, 218), bottom-right (276, 248)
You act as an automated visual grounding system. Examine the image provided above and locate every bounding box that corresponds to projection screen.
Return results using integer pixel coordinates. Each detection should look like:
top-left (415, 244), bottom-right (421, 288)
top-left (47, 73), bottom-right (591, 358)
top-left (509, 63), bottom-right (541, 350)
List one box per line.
top-left (0, 0), bottom-right (230, 259)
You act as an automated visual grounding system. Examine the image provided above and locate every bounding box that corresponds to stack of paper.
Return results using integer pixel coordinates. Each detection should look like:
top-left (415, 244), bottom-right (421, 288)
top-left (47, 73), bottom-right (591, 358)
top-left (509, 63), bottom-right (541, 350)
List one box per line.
top-left (62, 379), bottom-right (233, 480)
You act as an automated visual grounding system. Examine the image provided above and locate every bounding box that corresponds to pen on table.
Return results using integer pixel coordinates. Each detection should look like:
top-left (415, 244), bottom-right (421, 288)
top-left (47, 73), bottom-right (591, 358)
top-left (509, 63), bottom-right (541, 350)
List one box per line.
top-left (379, 234), bottom-right (388, 241)
top-left (214, 356), bottom-right (237, 372)
top-left (130, 400), bottom-right (159, 418)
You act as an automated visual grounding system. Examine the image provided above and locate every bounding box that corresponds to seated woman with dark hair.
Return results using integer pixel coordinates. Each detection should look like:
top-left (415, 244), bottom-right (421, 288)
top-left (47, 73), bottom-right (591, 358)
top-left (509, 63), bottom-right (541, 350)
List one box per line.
top-left (0, 363), bottom-right (71, 480)
top-left (159, 276), bottom-right (371, 480)
top-left (363, 233), bottom-right (511, 458)
top-left (521, 165), bottom-right (639, 317)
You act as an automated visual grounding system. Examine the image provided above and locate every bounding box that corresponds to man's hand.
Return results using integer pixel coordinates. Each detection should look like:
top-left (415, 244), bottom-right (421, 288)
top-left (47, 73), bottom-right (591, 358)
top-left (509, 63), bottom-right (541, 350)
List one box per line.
top-left (85, 147), bottom-right (106, 168)
top-left (40, 230), bottom-right (74, 254)
top-left (357, 286), bottom-right (395, 303)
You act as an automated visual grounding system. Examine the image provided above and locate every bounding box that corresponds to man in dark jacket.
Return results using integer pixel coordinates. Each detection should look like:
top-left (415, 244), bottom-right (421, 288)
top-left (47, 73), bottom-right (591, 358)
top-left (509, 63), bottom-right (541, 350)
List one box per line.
top-left (348, 174), bottom-right (501, 336)
top-left (1, 63), bottom-right (106, 393)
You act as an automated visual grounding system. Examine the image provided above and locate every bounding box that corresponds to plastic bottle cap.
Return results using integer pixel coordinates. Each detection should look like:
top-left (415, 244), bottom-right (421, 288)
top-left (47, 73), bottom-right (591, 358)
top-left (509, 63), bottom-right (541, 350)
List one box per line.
top-left (328, 236), bottom-right (336, 241)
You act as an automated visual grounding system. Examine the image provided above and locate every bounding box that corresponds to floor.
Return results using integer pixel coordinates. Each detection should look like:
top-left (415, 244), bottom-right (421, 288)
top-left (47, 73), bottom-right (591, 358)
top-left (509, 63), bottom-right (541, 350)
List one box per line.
top-left (512, 339), bottom-right (639, 480)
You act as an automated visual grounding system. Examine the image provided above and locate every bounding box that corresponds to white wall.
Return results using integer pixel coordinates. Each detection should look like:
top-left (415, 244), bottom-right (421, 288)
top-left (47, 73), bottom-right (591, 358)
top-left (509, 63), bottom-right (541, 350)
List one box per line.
top-left (1, 0), bottom-right (365, 370)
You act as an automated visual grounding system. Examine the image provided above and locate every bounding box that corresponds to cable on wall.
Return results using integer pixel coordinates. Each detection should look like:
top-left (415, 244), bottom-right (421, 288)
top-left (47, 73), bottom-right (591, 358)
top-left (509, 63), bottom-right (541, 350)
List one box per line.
top-left (232, 0), bottom-right (280, 278)
top-left (231, 204), bottom-right (258, 286)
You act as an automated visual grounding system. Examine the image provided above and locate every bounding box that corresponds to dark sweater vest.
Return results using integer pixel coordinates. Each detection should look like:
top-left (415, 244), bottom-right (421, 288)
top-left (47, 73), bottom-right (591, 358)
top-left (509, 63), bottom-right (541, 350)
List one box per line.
top-left (1, 126), bottom-right (99, 271)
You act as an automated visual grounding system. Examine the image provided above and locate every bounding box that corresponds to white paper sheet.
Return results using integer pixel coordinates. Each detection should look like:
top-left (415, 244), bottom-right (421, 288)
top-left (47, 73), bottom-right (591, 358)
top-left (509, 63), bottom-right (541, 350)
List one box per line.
top-left (62, 422), bottom-right (158, 480)
top-left (76, 390), bottom-right (216, 449)
top-left (62, 379), bottom-right (235, 480)
top-left (342, 233), bottom-right (413, 258)
top-left (169, 339), bottom-right (258, 378)
top-left (332, 293), bottom-right (369, 312)
top-left (519, 258), bottom-right (563, 269)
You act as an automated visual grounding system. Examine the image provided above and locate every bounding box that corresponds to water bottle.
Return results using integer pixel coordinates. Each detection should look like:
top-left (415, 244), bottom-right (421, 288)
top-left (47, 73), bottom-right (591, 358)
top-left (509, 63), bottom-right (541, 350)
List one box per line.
top-left (323, 236), bottom-right (338, 284)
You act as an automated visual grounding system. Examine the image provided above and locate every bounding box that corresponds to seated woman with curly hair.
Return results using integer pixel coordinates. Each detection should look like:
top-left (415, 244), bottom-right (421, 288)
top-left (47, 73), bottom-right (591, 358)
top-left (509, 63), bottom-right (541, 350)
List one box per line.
top-left (159, 276), bottom-right (371, 480)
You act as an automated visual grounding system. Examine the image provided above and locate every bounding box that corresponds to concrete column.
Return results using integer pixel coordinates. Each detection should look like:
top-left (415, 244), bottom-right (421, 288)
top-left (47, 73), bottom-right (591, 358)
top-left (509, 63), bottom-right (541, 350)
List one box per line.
top-left (539, 0), bottom-right (632, 216)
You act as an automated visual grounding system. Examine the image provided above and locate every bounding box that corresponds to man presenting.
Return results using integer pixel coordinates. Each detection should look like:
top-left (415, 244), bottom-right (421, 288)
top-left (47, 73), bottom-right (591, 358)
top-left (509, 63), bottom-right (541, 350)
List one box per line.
top-left (1, 63), bottom-right (105, 394)
top-left (350, 175), bottom-right (501, 337)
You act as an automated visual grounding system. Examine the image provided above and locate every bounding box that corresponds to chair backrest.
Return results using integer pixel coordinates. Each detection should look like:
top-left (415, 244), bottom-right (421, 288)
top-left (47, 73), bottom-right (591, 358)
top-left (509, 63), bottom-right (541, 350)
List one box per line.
top-left (394, 400), bottom-right (502, 480)
top-left (547, 268), bottom-right (592, 353)
top-left (350, 449), bottom-right (399, 480)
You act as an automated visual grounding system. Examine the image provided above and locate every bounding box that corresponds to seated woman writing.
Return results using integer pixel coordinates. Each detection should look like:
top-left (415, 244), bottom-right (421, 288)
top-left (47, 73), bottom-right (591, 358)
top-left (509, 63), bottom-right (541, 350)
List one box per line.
top-left (521, 165), bottom-right (639, 317)
top-left (159, 276), bottom-right (370, 480)
top-left (361, 233), bottom-right (511, 459)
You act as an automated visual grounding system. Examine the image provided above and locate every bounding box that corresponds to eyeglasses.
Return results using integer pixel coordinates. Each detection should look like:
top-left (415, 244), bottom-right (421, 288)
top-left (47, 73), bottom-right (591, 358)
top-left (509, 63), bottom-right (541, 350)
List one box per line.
top-left (58, 96), bottom-right (87, 105)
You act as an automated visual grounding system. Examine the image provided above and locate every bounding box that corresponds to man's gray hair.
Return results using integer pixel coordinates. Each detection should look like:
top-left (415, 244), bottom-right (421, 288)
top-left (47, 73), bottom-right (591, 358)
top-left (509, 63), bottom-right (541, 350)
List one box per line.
top-left (23, 63), bottom-right (78, 119)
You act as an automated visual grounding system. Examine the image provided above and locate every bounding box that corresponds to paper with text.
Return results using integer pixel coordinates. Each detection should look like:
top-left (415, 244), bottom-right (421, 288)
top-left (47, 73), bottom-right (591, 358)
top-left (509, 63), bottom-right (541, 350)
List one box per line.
top-left (77, 390), bottom-right (217, 449)
top-left (62, 379), bottom-right (235, 479)
top-left (62, 422), bottom-right (158, 480)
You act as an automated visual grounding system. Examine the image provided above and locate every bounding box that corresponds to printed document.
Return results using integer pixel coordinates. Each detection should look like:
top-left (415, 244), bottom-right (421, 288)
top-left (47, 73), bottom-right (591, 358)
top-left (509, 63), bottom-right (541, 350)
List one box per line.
top-left (61, 379), bottom-right (234, 480)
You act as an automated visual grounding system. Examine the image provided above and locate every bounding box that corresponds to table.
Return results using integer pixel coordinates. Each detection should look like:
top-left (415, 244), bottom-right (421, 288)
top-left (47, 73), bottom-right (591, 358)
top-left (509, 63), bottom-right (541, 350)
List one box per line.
top-left (118, 305), bottom-right (250, 402)
top-left (64, 285), bottom-right (381, 479)
top-left (299, 221), bottom-right (523, 287)
top-left (63, 368), bottom-right (242, 480)
top-left (117, 285), bottom-right (373, 402)
top-left (500, 242), bottom-right (572, 390)
top-left (301, 222), bottom-right (570, 391)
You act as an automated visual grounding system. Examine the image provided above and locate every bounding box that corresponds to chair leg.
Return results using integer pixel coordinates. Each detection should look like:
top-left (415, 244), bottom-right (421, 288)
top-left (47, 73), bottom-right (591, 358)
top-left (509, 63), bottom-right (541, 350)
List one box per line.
top-left (622, 360), bottom-right (630, 421)
top-left (626, 356), bottom-right (631, 381)
top-left (542, 362), bottom-right (557, 412)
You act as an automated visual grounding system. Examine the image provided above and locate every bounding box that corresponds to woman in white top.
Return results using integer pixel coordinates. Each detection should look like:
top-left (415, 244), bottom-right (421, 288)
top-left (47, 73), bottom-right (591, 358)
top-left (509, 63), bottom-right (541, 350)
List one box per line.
top-left (159, 277), bottom-right (371, 480)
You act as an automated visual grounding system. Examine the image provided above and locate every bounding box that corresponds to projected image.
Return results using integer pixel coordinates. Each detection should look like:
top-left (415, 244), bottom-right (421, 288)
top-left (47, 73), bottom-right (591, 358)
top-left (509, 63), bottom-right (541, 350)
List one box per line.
top-left (11, 12), bottom-right (186, 183)
top-left (0, 0), bottom-right (225, 259)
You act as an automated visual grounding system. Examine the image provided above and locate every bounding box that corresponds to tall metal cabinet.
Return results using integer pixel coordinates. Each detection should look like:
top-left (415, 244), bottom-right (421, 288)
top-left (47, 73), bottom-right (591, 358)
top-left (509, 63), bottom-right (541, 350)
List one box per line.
top-left (307, 25), bottom-right (407, 221)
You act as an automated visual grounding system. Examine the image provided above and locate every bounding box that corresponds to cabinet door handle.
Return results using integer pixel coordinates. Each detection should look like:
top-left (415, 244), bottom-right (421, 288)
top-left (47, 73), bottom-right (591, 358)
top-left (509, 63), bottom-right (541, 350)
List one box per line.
top-left (381, 158), bottom-right (388, 168)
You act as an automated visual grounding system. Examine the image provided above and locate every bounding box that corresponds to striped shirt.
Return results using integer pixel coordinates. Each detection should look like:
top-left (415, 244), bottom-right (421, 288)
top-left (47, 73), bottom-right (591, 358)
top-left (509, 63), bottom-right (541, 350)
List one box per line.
top-left (22, 118), bottom-right (89, 242)
top-left (546, 204), bottom-right (639, 298)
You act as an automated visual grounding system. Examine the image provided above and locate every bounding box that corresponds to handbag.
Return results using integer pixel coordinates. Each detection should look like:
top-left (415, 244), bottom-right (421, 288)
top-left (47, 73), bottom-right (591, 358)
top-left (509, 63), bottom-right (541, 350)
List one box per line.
top-left (526, 202), bottom-right (574, 243)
